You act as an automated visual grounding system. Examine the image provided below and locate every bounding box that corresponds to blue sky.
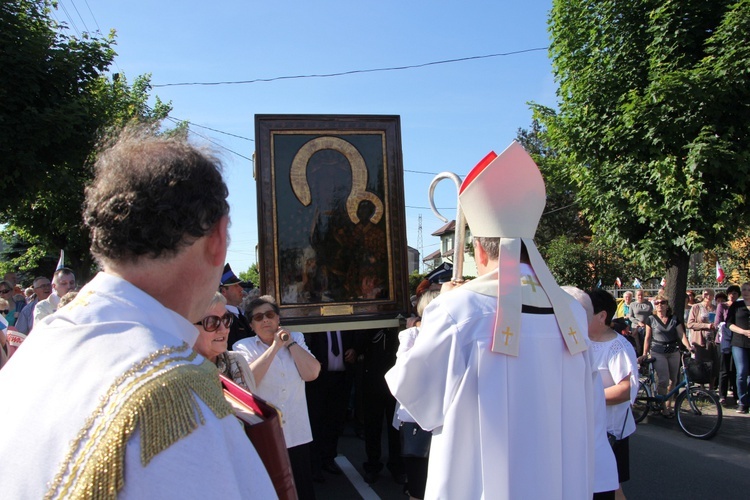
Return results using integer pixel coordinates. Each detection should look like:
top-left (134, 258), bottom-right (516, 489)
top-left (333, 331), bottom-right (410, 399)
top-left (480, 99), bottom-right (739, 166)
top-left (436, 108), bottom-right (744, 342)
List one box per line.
top-left (56, 0), bottom-right (558, 274)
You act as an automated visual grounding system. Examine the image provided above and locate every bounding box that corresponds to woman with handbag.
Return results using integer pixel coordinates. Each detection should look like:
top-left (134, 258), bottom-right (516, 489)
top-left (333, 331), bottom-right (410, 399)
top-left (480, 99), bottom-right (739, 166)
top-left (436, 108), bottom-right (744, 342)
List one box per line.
top-left (639, 294), bottom-right (693, 416)
top-left (727, 282), bottom-right (750, 414)
top-left (393, 289), bottom-right (440, 500)
top-left (714, 285), bottom-right (740, 405)
top-left (234, 296), bottom-right (321, 500)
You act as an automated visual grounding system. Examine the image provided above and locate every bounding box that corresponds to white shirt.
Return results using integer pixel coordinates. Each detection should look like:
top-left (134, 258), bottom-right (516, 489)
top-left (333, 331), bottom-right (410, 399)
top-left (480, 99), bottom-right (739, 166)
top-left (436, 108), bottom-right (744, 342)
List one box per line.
top-left (386, 264), bottom-right (595, 499)
top-left (0, 272), bottom-right (274, 499)
top-left (234, 331), bottom-right (314, 448)
top-left (590, 334), bottom-right (639, 439)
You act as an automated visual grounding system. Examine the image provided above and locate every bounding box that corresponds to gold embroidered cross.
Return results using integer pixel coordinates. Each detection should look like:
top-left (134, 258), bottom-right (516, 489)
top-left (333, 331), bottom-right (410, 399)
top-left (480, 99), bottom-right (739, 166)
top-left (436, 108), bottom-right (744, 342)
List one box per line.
top-left (521, 275), bottom-right (541, 293)
top-left (568, 327), bottom-right (579, 345)
top-left (501, 326), bottom-right (514, 346)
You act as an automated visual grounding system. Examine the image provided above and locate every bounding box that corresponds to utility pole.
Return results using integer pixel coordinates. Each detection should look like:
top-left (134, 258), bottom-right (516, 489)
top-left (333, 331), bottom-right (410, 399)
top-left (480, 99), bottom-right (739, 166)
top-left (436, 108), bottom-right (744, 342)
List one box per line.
top-left (417, 213), bottom-right (423, 273)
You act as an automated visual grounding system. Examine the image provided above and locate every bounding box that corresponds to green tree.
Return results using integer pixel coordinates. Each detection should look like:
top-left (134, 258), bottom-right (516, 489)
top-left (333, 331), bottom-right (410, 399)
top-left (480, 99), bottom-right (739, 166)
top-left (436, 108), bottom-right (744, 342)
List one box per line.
top-left (543, 0), bottom-right (750, 317)
top-left (517, 112), bottom-right (590, 250)
top-left (239, 264), bottom-right (261, 289)
top-left (1, 1), bottom-right (171, 281)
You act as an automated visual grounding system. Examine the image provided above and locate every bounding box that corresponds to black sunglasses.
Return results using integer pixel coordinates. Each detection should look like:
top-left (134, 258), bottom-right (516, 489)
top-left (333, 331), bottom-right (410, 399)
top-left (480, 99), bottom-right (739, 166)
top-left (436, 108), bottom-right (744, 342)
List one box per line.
top-left (194, 312), bottom-right (233, 332)
top-left (0, 309), bottom-right (9, 314)
top-left (0, 289), bottom-right (11, 294)
top-left (251, 310), bottom-right (277, 322)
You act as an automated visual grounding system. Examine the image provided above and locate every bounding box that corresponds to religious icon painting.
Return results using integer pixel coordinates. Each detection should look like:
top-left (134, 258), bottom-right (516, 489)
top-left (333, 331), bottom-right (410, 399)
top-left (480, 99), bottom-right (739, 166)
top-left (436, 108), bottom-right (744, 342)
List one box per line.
top-left (254, 115), bottom-right (410, 329)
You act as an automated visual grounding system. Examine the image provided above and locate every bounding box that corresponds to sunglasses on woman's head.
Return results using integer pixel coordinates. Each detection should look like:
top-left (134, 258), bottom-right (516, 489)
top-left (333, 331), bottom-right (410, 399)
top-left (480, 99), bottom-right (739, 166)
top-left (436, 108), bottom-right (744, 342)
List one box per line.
top-left (251, 310), bottom-right (277, 322)
top-left (194, 312), bottom-right (233, 332)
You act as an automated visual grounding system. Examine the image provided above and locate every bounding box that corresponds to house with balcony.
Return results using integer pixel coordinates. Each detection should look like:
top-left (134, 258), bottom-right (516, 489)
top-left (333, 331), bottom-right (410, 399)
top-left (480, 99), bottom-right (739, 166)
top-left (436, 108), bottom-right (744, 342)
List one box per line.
top-left (422, 220), bottom-right (478, 278)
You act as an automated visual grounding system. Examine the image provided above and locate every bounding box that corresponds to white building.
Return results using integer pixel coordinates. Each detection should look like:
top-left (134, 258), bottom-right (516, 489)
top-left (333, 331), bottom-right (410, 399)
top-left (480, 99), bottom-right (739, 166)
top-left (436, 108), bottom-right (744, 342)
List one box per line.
top-left (422, 220), bottom-right (477, 278)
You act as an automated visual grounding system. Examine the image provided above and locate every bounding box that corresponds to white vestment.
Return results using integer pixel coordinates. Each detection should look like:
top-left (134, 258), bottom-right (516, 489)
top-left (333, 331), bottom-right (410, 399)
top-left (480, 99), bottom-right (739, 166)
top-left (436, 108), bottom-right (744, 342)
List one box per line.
top-left (0, 272), bottom-right (275, 499)
top-left (385, 264), bottom-right (595, 499)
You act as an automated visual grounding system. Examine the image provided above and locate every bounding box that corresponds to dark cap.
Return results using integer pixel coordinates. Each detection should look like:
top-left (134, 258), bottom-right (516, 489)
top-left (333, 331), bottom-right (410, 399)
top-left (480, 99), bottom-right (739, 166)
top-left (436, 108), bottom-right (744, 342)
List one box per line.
top-left (220, 264), bottom-right (247, 287)
top-left (426, 262), bottom-right (453, 284)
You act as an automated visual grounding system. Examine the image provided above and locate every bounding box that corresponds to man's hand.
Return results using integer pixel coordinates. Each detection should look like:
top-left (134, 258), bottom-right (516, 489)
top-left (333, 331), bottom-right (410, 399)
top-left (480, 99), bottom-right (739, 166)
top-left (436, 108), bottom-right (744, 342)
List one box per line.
top-left (441, 279), bottom-right (469, 293)
top-left (344, 348), bottom-right (357, 364)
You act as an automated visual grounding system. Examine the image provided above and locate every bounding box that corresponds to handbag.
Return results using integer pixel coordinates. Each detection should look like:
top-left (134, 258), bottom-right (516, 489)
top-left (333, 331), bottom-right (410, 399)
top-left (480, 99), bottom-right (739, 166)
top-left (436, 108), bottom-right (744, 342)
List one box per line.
top-left (607, 409), bottom-right (629, 448)
top-left (685, 357), bottom-right (713, 385)
top-left (220, 375), bottom-right (297, 500)
top-left (400, 421), bottom-right (432, 458)
top-left (718, 322), bottom-right (733, 351)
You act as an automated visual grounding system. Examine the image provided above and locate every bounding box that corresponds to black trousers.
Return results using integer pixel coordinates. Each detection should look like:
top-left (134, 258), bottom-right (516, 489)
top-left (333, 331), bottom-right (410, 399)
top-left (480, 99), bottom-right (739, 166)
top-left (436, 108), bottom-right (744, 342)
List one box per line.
top-left (288, 442), bottom-right (316, 500)
top-left (306, 370), bottom-right (350, 471)
top-left (362, 370), bottom-right (402, 473)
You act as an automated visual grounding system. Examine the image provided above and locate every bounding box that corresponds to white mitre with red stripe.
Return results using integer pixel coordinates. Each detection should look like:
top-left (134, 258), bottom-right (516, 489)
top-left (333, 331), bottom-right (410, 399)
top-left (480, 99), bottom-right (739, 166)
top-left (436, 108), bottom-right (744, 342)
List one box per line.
top-left (458, 141), bottom-right (587, 356)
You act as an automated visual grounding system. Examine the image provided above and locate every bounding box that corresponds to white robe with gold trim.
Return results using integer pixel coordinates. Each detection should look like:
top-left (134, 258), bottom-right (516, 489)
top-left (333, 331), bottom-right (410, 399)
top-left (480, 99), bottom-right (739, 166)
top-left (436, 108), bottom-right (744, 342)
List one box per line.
top-left (0, 272), bottom-right (275, 499)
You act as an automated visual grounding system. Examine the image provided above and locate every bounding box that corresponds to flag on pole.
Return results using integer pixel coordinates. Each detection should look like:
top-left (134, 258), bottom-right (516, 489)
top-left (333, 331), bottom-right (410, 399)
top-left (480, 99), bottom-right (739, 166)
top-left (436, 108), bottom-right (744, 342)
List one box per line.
top-left (716, 260), bottom-right (725, 283)
top-left (660, 277), bottom-right (666, 288)
top-left (633, 278), bottom-right (642, 289)
top-left (615, 277), bottom-right (622, 288)
top-left (56, 250), bottom-right (65, 271)
top-left (597, 279), bottom-right (602, 288)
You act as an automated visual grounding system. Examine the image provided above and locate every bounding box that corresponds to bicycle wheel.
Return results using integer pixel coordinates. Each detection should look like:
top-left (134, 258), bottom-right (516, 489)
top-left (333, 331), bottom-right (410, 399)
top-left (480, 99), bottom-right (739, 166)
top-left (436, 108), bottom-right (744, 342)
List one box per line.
top-left (632, 381), bottom-right (651, 423)
top-left (675, 387), bottom-right (722, 439)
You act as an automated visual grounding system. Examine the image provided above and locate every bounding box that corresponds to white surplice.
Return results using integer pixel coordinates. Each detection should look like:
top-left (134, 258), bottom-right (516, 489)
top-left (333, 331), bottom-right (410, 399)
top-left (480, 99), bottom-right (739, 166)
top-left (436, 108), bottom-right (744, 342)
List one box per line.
top-left (385, 264), bottom-right (595, 499)
top-left (0, 272), bottom-right (275, 499)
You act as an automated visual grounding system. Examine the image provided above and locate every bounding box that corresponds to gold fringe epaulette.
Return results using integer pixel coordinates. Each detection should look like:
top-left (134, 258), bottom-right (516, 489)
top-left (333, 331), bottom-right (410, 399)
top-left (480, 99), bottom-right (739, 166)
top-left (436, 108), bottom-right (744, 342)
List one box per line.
top-left (46, 345), bottom-right (233, 500)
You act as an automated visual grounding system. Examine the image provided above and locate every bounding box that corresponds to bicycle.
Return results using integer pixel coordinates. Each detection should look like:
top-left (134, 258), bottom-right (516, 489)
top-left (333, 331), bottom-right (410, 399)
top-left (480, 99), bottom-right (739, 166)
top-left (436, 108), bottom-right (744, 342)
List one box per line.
top-left (631, 349), bottom-right (722, 439)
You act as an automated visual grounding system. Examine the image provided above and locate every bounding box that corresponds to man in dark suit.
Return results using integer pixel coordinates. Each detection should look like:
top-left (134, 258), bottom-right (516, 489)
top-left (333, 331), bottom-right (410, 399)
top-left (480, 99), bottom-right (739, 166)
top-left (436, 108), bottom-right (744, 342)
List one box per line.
top-left (219, 264), bottom-right (254, 349)
top-left (304, 329), bottom-right (359, 481)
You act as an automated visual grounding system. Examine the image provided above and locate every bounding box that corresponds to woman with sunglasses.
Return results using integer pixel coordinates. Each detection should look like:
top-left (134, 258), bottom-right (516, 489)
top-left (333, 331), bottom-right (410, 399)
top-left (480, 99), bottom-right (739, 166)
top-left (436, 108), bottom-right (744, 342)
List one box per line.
top-left (234, 296), bottom-right (320, 500)
top-left (639, 294), bottom-right (692, 417)
top-left (194, 292), bottom-right (255, 392)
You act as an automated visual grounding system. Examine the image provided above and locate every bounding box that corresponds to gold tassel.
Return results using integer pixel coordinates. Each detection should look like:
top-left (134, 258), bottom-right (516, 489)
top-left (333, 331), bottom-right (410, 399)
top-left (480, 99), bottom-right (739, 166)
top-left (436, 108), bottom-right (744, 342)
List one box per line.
top-left (49, 358), bottom-right (232, 500)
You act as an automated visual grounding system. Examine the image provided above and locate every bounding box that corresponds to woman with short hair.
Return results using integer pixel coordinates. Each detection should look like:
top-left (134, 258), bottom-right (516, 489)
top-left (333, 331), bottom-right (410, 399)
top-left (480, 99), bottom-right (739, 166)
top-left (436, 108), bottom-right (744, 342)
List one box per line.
top-left (234, 296), bottom-right (320, 500)
top-left (193, 292), bottom-right (255, 391)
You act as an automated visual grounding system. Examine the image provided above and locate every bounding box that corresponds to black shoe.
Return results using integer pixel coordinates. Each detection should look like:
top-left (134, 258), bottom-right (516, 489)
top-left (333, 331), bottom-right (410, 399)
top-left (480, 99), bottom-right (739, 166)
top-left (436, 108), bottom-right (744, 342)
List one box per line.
top-left (322, 460), bottom-right (343, 475)
top-left (736, 404), bottom-right (749, 414)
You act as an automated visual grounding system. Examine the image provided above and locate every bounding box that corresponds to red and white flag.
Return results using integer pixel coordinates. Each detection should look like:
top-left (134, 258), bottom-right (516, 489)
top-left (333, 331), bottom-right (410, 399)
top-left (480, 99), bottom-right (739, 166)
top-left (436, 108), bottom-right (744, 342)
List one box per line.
top-left (615, 277), bottom-right (622, 288)
top-left (716, 261), bottom-right (725, 283)
top-left (660, 277), bottom-right (666, 288)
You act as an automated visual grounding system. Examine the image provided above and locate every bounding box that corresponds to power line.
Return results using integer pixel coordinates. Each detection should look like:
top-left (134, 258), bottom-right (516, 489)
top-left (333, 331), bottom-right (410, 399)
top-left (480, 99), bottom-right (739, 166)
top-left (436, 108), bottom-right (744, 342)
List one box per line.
top-left (152, 47), bottom-right (549, 88)
top-left (68, 0), bottom-right (91, 34)
top-left (81, 0), bottom-right (102, 33)
top-left (57, 2), bottom-right (81, 37)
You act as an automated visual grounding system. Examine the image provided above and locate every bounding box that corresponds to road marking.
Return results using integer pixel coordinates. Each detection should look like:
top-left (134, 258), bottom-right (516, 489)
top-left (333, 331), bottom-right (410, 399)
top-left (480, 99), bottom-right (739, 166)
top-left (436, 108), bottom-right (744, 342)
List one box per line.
top-left (335, 455), bottom-right (381, 500)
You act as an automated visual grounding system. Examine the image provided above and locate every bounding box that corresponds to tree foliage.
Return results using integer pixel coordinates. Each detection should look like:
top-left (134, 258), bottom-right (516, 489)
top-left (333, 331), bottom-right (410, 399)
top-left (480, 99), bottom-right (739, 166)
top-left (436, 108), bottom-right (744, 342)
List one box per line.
top-left (0, 1), bottom-right (172, 281)
top-left (543, 0), bottom-right (750, 314)
top-left (239, 264), bottom-right (261, 289)
top-left (517, 113), bottom-right (590, 250)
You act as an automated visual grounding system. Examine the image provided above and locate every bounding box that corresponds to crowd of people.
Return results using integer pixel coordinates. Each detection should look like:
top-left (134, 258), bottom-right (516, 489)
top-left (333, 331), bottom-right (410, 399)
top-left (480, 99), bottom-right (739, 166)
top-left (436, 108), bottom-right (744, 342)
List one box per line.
top-left (614, 284), bottom-right (750, 414)
top-left (1, 129), bottom-right (747, 500)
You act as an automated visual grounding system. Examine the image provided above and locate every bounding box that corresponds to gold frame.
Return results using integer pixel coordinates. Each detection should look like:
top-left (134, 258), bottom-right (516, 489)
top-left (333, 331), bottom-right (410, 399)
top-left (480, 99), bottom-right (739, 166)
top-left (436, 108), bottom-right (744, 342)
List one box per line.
top-left (254, 115), bottom-right (409, 327)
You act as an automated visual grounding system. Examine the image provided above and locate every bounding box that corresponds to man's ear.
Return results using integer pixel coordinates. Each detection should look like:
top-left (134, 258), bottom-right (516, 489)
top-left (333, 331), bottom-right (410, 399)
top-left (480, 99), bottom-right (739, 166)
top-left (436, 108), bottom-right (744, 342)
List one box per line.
top-left (474, 239), bottom-right (489, 267)
top-left (205, 215), bottom-right (229, 267)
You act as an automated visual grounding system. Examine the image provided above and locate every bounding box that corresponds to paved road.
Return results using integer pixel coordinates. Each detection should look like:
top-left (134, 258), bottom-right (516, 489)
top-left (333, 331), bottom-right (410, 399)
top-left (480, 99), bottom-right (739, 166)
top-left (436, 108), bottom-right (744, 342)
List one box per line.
top-left (312, 403), bottom-right (750, 499)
